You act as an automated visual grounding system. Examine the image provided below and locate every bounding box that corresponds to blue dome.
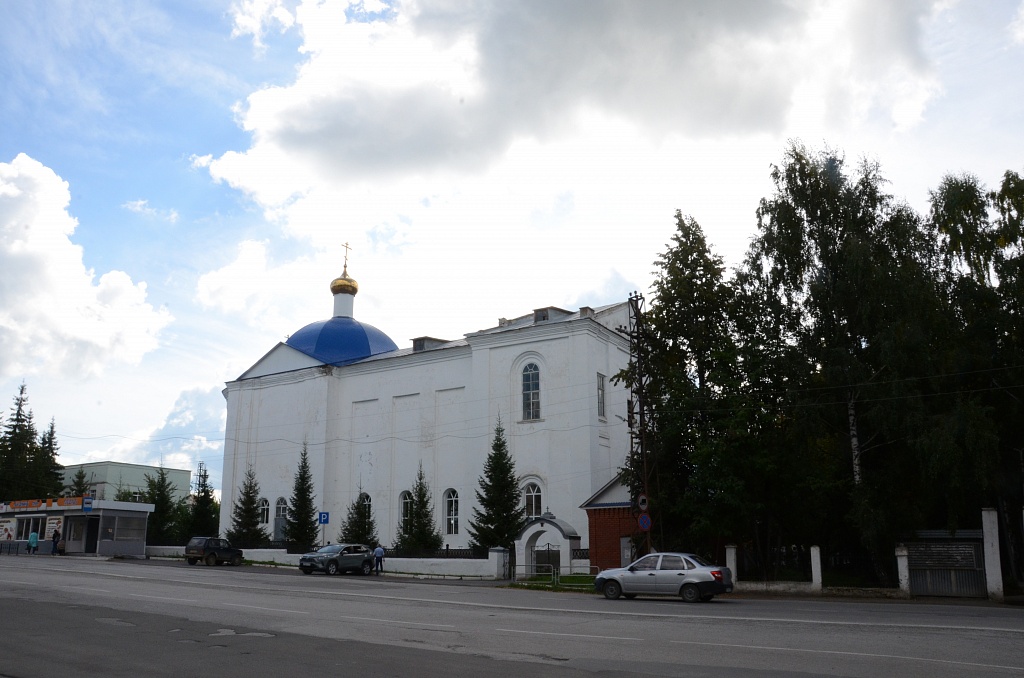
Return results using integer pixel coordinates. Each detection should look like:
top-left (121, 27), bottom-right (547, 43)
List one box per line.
top-left (286, 316), bottom-right (398, 365)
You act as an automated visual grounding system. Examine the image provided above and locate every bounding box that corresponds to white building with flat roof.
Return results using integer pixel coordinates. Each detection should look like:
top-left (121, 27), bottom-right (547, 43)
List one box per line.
top-left (61, 461), bottom-right (191, 503)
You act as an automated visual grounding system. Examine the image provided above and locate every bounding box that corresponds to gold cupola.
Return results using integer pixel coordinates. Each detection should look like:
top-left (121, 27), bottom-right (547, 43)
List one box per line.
top-left (330, 264), bottom-right (359, 296)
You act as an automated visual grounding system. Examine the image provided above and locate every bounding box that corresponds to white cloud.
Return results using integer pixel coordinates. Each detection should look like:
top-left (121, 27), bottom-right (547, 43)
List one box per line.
top-left (205, 0), bottom-right (946, 219)
top-left (122, 199), bottom-right (179, 223)
top-left (196, 239), bottom-right (332, 334)
top-left (230, 0), bottom-right (296, 49)
top-left (0, 154), bottom-right (173, 379)
top-left (1011, 1), bottom-right (1024, 42)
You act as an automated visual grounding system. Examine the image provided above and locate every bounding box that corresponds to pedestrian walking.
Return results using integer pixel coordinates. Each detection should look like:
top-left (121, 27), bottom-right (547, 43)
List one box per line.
top-left (28, 530), bottom-right (39, 555)
top-left (51, 529), bottom-right (60, 555)
top-left (373, 544), bottom-right (385, 575)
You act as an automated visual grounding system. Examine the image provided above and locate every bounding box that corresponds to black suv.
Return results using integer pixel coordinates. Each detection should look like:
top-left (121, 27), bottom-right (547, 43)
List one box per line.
top-left (185, 537), bottom-right (244, 566)
top-left (298, 543), bottom-right (374, 575)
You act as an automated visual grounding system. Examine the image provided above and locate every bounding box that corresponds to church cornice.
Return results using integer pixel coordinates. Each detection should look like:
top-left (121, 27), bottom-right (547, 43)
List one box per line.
top-left (466, 316), bottom-right (628, 351)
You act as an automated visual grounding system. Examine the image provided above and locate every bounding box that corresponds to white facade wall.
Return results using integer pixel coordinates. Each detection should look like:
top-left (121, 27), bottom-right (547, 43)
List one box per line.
top-left (62, 461), bottom-right (191, 503)
top-left (219, 304), bottom-right (630, 549)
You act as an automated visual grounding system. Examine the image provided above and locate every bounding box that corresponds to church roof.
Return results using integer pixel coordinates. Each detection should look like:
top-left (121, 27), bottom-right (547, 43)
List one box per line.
top-left (285, 316), bottom-right (398, 366)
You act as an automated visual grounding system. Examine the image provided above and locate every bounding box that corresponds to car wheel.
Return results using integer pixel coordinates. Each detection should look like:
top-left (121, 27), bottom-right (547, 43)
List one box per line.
top-left (603, 580), bottom-right (622, 600)
top-left (205, 554), bottom-right (217, 567)
top-left (231, 554), bottom-right (243, 566)
top-left (300, 567), bottom-right (313, 574)
top-left (623, 593), bottom-right (637, 600)
top-left (326, 561), bottom-right (340, 576)
top-left (681, 584), bottom-right (701, 603)
top-left (361, 561), bottom-right (372, 576)
top-left (187, 558), bottom-right (198, 565)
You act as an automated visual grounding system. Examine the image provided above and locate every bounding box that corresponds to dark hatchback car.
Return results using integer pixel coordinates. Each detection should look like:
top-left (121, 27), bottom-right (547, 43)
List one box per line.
top-left (298, 543), bottom-right (374, 576)
top-left (185, 537), bottom-right (244, 566)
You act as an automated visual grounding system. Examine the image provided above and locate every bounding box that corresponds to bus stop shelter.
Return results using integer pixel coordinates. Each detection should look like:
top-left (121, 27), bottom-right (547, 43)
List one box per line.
top-left (0, 496), bottom-right (154, 557)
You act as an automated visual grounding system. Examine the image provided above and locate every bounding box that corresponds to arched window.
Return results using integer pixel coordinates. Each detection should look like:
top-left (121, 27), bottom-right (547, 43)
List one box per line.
top-left (523, 483), bottom-right (542, 519)
top-left (258, 498), bottom-right (270, 524)
top-left (400, 491), bottom-right (412, 527)
top-left (444, 489), bottom-right (459, 535)
top-left (275, 497), bottom-right (288, 519)
top-left (522, 363), bottom-right (540, 420)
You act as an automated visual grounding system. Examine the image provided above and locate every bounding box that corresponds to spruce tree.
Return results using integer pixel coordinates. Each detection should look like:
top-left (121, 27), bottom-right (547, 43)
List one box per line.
top-left (144, 467), bottom-right (180, 546)
top-left (67, 468), bottom-right (91, 497)
top-left (0, 383), bottom-right (39, 501)
top-left (226, 467), bottom-right (269, 548)
top-left (33, 419), bottom-right (64, 498)
top-left (283, 445), bottom-right (319, 551)
top-left (339, 489), bottom-right (378, 546)
top-left (187, 461), bottom-right (220, 538)
top-left (467, 417), bottom-right (525, 556)
top-left (393, 462), bottom-right (442, 555)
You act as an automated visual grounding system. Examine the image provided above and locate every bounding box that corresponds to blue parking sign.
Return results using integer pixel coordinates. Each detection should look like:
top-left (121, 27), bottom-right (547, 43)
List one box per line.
top-left (318, 512), bottom-right (329, 525)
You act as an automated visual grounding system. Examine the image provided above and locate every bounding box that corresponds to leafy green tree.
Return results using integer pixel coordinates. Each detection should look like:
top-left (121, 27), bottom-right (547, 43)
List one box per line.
top-left (750, 144), bottom-right (954, 575)
top-left (283, 445), bottom-right (318, 551)
top-left (226, 467), bottom-right (269, 548)
top-left (467, 417), bottom-right (525, 558)
top-left (339, 488), bottom-right (378, 546)
top-left (186, 461), bottom-right (220, 539)
top-left (393, 462), bottom-right (442, 554)
top-left (67, 468), bottom-right (92, 498)
top-left (927, 168), bottom-right (1024, 581)
top-left (144, 467), bottom-right (180, 546)
top-left (743, 143), bottom-right (1024, 582)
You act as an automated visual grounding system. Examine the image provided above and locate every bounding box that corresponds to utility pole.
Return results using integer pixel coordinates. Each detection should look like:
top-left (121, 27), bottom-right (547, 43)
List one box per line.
top-left (618, 292), bottom-right (654, 555)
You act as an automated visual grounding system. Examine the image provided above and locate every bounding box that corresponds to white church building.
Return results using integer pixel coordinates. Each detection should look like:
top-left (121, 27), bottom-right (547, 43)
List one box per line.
top-left (218, 264), bottom-right (630, 557)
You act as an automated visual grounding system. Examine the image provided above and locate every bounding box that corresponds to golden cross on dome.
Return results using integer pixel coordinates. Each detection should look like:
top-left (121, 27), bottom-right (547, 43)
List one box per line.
top-left (341, 241), bottom-right (352, 273)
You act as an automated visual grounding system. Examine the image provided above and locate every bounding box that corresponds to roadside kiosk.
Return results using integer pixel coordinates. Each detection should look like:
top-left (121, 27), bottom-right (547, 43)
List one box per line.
top-left (0, 497), bottom-right (154, 557)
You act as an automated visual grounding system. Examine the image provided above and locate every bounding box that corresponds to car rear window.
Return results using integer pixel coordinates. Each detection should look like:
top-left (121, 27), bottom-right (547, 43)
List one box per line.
top-left (187, 538), bottom-right (205, 548)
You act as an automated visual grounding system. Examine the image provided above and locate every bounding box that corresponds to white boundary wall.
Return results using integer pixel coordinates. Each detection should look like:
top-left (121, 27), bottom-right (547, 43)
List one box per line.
top-left (147, 546), bottom-right (509, 579)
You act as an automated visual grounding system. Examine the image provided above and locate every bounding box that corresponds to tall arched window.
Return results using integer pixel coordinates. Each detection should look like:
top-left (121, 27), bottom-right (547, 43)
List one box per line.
top-left (400, 491), bottom-right (412, 528)
top-left (360, 492), bottom-right (372, 511)
top-left (523, 483), bottom-right (542, 519)
top-left (444, 489), bottom-right (459, 535)
top-left (275, 497), bottom-right (288, 519)
top-left (522, 363), bottom-right (540, 420)
top-left (258, 498), bottom-right (270, 524)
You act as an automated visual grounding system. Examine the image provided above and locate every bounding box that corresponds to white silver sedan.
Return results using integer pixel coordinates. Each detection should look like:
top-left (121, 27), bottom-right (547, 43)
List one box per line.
top-left (594, 552), bottom-right (733, 602)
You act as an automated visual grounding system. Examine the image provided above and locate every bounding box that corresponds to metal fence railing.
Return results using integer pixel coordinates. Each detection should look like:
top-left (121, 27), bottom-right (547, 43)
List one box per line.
top-left (0, 542), bottom-right (22, 555)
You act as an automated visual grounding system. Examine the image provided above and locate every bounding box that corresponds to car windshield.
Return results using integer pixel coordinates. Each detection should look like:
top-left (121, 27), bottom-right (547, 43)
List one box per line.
top-left (318, 544), bottom-right (343, 554)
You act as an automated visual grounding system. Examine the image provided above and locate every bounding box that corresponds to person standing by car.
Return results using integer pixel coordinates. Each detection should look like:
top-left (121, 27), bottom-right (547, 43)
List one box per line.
top-left (27, 530), bottom-right (39, 555)
top-left (373, 544), bottom-right (384, 575)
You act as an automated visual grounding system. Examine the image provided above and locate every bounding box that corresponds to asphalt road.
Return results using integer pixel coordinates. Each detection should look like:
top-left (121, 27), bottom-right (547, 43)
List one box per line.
top-left (1, 556), bottom-right (1022, 677)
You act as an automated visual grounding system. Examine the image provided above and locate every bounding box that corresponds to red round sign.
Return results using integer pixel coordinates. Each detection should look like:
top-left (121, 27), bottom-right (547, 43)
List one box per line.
top-left (638, 512), bottom-right (651, 531)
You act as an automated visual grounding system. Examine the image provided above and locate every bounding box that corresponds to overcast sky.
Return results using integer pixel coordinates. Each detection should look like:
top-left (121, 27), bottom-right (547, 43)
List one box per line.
top-left (2, 0), bottom-right (1023, 496)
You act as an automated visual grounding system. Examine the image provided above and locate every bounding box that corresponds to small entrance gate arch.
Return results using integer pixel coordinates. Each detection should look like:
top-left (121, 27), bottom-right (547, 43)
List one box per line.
top-left (515, 511), bottom-right (581, 580)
